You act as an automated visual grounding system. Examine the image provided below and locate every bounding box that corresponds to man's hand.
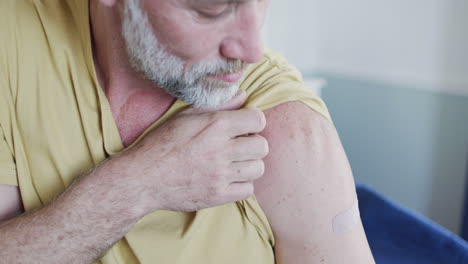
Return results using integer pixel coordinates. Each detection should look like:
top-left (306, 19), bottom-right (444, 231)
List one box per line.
top-left (111, 90), bottom-right (269, 215)
top-left (0, 91), bottom-right (269, 264)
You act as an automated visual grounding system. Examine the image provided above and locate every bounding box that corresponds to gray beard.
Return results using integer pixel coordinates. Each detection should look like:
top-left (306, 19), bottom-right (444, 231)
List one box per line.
top-left (121, 0), bottom-right (246, 108)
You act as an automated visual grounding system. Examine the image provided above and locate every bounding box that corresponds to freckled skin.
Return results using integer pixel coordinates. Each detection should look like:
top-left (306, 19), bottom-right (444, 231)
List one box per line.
top-left (114, 89), bottom-right (176, 147)
top-left (255, 102), bottom-right (375, 263)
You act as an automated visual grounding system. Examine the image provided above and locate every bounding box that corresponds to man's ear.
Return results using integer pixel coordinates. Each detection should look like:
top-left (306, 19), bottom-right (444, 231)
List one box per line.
top-left (99, 0), bottom-right (118, 7)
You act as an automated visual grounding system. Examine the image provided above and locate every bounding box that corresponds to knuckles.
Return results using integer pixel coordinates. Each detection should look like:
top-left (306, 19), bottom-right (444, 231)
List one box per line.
top-left (137, 107), bottom-right (269, 212)
top-left (206, 183), bottom-right (226, 200)
top-left (208, 166), bottom-right (230, 182)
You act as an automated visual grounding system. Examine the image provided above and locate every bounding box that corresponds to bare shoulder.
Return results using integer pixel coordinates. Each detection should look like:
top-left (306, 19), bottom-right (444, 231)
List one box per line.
top-left (254, 101), bottom-right (374, 263)
top-left (260, 101), bottom-right (335, 144)
top-left (255, 101), bottom-right (353, 213)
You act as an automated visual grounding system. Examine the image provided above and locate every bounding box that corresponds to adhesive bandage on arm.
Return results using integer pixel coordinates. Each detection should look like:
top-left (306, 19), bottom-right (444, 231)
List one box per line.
top-left (332, 198), bottom-right (361, 235)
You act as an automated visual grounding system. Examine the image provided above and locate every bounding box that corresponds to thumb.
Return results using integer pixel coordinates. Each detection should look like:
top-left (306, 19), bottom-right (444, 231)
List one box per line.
top-left (185, 90), bottom-right (247, 114)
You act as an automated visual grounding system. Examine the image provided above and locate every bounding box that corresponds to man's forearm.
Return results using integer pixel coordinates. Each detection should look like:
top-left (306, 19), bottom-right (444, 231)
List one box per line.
top-left (0, 159), bottom-right (145, 264)
top-left (0, 94), bottom-right (266, 263)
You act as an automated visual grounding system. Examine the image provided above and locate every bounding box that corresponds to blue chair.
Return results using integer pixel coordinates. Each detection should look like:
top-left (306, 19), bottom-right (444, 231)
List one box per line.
top-left (357, 184), bottom-right (468, 264)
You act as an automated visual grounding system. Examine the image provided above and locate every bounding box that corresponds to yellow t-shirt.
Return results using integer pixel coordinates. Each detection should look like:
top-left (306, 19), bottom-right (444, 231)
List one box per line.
top-left (0, 0), bottom-right (331, 263)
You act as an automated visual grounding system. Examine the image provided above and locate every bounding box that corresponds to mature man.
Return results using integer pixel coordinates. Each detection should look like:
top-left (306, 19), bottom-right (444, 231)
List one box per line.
top-left (0, 0), bottom-right (375, 263)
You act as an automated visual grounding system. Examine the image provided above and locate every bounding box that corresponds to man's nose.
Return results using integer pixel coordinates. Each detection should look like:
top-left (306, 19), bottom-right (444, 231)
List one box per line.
top-left (220, 13), bottom-right (264, 64)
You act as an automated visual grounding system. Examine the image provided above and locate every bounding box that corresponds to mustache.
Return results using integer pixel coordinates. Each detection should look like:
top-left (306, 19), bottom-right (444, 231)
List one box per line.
top-left (180, 58), bottom-right (250, 85)
top-left (215, 59), bottom-right (248, 75)
top-left (187, 59), bottom-right (249, 77)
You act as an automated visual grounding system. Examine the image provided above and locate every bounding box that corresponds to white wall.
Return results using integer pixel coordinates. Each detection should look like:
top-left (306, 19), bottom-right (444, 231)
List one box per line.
top-left (264, 0), bottom-right (468, 96)
top-left (263, 0), bottom-right (468, 234)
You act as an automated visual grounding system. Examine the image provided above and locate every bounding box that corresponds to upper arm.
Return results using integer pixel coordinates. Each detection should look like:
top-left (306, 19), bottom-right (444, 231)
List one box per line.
top-left (254, 102), bottom-right (374, 263)
top-left (0, 184), bottom-right (23, 221)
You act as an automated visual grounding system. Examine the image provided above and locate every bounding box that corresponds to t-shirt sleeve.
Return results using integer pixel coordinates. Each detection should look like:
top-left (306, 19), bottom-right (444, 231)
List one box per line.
top-left (241, 49), bottom-right (332, 123)
top-left (0, 2), bottom-right (18, 186)
top-left (0, 127), bottom-right (18, 186)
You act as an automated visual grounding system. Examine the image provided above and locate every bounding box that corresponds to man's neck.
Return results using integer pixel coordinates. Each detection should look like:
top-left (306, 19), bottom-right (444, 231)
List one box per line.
top-left (89, 1), bottom-right (172, 103)
top-left (89, 1), bottom-right (176, 147)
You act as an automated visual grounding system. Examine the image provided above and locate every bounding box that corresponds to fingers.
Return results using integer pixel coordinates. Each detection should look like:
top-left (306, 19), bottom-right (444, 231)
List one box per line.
top-left (229, 160), bottom-right (265, 182)
top-left (227, 134), bottom-right (269, 162)
top-left (179, 89), bottom-right (265, 137)
top-left (224, 108), bottom-right (266, 138)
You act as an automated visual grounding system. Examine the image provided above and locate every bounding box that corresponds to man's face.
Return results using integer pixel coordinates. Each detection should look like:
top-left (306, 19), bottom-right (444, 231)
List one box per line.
top-left (120, 0), bottom-right (269, 108)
